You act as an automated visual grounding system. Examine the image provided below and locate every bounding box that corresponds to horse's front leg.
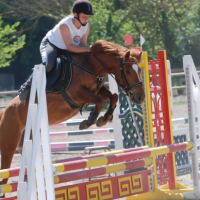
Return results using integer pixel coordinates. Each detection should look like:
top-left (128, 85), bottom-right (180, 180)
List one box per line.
top-left (76, 88), bottom-right (105, 130)
top-left (96, 86), bottom-right (118, 127)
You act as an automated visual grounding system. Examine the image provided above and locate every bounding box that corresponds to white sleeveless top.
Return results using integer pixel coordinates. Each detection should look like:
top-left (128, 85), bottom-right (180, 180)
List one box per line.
top-left (46, 15), bottom-right (89, 50)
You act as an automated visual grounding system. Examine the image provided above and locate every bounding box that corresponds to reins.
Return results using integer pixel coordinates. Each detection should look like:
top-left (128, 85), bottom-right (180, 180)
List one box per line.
top-left (60, 54), bottom-right (104, 80)
top-left (60, 54), bottom-right (105, 89)
top-left (61, 51), bottom-right (143, 97)
top-left (93, 54), bottom-right (116, 80)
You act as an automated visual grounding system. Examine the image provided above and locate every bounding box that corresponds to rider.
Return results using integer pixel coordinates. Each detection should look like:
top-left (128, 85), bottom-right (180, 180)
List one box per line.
top-left (18, 0), bottom-right (94, 101)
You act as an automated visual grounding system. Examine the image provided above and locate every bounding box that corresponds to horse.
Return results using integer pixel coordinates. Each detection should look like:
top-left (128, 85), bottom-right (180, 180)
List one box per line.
top-left (0, 40), bottom-right (145, 187)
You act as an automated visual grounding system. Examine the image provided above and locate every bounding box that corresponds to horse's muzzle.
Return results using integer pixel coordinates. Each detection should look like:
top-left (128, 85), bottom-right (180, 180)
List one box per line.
top-left (130, 91), bottom-right (145, 105)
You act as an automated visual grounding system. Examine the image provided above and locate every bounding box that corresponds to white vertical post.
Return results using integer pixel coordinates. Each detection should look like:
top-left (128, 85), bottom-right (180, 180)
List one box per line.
top-left (183, 55), bottom-right (200, 199)
top-left (34, 64), bottom-right (55, 199)
top-left (17, 64), bottom-right (55, 200)
top-left (18, 70), bottom-right (38, 200)
top-left (108, 75), bottom-right (123, 150)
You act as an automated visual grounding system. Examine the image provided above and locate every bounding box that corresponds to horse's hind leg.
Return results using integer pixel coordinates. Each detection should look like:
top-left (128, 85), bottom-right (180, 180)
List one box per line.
top-left (96, 86), bottom-right (118, 127)
top-left (18, 130), bottom-right (25, 155)
top-left (0, 116), bottom-right (23, 185)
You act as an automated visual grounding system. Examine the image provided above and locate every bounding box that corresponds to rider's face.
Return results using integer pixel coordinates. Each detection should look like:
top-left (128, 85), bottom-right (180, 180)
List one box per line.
top-left (77, 13), bottom-right (90, 24)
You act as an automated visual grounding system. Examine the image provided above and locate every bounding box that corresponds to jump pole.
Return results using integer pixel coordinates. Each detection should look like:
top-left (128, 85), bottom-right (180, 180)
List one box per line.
top-left (0, 157), bottom-right (152, 194)
top-left (0, 146), bottom-right (149, 180)
top-left (0, 142), bottom-right (193, 197)
top-left (49, 128), bottom-right (113, 137)
top-left (52, 141), bottom-right (193, 173)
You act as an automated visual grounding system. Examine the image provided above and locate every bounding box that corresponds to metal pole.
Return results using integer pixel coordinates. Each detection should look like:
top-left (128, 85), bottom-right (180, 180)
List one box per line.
top-left (126, 96), bottom-right (144, 146)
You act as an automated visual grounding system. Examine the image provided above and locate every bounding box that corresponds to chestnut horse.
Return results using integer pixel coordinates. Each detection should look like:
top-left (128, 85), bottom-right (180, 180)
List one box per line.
top-left (0, 40), bottom-right (145, 186)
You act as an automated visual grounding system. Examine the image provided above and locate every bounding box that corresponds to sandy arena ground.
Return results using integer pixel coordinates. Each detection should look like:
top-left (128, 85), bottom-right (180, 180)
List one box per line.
top-left (1, 94), bottom-right (196, 198)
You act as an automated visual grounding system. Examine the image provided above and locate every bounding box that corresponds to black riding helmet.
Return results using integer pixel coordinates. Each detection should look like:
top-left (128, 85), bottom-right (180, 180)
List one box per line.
top-left (72, 0), bottom-right (94, 26)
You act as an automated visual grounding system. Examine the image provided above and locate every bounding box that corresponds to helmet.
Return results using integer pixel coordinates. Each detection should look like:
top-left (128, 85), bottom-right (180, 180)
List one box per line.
top-left (72, 0), bottom-right (94, 15)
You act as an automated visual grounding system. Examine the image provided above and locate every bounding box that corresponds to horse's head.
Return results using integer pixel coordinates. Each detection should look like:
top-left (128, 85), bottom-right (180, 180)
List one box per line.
top-left (115, 48), bottom-right (145, 104)
top-left (90, 40), bottom-right (145, 104)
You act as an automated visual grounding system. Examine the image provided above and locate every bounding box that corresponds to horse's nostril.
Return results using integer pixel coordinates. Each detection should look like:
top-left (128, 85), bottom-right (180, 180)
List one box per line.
top-left (138, 95), bottom-right (141, 102)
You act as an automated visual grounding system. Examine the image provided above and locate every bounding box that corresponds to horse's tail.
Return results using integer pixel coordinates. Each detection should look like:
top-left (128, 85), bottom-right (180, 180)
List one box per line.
top-left (0, 111), bottom-right (4, 122)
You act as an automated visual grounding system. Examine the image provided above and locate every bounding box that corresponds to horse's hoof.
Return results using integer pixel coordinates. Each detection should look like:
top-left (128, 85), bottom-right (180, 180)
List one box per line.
top-left (79, 120), bottom-right (88, 130)
top-left (96, 117), bottom-right (104, 127)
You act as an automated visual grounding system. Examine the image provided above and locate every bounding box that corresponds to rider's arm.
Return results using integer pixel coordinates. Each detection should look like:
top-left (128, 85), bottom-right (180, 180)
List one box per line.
top-left (60, 24), bottom-right (90, 53)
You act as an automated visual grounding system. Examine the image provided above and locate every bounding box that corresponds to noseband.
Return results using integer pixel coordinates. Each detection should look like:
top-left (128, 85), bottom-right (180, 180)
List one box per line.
top-left (94, 54), bottom-right (143, 97)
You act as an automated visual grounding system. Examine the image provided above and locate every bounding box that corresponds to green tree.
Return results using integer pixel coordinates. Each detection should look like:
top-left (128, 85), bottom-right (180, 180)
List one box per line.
top-left (0, 17), bottom-right (25, 67)
top-left (1, 0), bottom-right (200, 77)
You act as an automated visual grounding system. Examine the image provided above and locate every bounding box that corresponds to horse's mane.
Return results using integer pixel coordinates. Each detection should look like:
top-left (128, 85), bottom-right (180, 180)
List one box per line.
top-left (91, 40), bottom-right (142, 62)
top-left (91, 40), bottom-right (128, 58)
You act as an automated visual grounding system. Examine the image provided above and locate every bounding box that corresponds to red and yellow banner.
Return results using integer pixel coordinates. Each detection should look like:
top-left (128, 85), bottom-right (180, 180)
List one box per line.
top-left (55, 170), bottom-right (151, 200)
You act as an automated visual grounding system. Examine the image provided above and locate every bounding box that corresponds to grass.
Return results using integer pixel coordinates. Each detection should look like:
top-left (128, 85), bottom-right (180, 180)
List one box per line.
top-left (173, 101), bottom-right (187, 105)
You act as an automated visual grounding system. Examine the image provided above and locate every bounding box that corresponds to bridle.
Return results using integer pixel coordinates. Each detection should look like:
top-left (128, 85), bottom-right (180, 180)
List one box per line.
top-left (93, 54), bottom-right (143, 97)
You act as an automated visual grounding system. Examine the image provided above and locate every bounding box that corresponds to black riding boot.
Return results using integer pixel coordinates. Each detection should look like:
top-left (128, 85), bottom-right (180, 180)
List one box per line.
top-left (18, 74), bottom-right (33, 101)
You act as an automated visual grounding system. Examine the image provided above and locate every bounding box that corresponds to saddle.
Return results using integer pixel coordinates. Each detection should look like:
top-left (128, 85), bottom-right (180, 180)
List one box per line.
top-left (46, 53), bottom-right (72, 94)
top-left (45, 51), bottom-right (105, 112)
top-left (46, 52), bottom-right (82, 111)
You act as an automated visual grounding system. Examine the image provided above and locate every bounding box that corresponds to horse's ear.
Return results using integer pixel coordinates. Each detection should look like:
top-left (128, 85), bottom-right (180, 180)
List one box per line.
top-left (124, 51), bottom-right (130, 61)
top-left (137, 51), bottom-right (142, 63)
top-left (130, 48), bottom-right (142, 63)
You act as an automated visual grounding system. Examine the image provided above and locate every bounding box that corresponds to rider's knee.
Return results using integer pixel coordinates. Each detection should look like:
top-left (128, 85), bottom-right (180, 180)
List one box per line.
top-left (45, 57), bottom-right (57, 72)
top-left (45, 64), bottom-right (54, 72)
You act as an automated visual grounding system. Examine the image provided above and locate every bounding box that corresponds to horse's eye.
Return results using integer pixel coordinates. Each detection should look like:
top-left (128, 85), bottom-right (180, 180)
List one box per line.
top-left (126, 70), bottom-right (131, 74)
